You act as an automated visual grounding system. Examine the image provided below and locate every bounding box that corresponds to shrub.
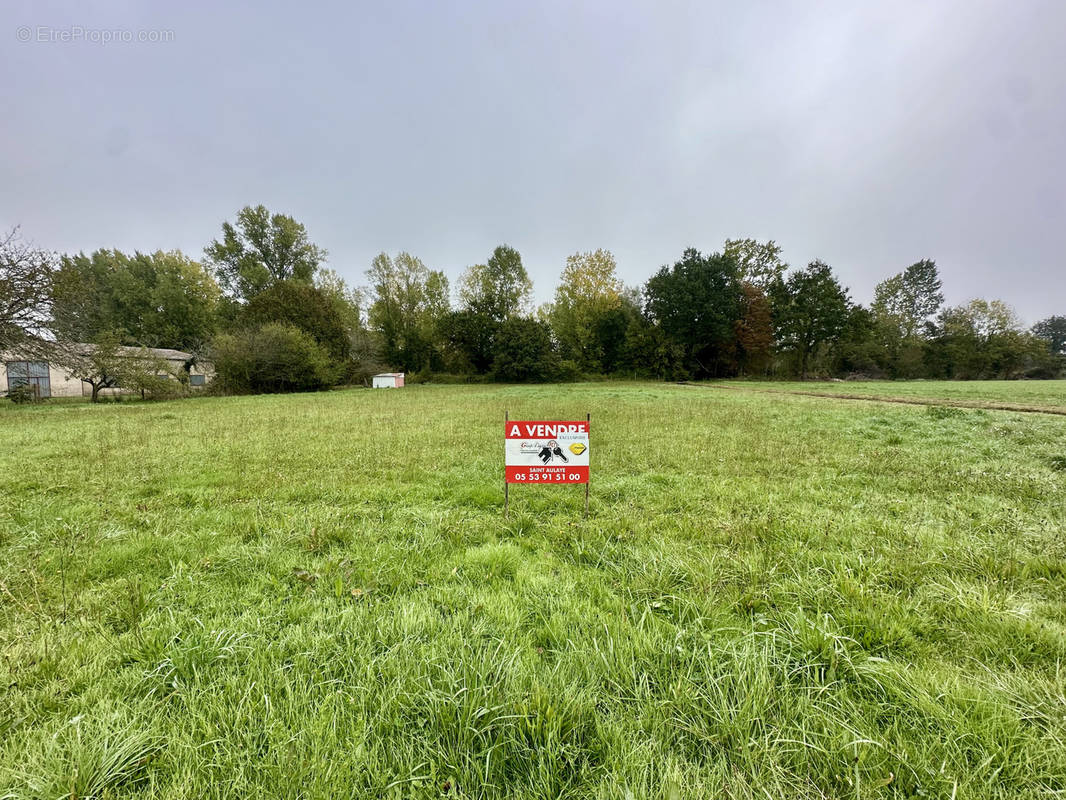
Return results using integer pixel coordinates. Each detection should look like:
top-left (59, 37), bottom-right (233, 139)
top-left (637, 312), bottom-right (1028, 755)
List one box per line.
top-left (211, 322), bottom-right (340, 394)
top-left (241, 281), bottom-right (350, 362)
top-left (125, 372), bottom-right (187, 401)
top-left (5, 384), bottom-right (42, 404)
top-left (555, 359), bottom-right (585, 383)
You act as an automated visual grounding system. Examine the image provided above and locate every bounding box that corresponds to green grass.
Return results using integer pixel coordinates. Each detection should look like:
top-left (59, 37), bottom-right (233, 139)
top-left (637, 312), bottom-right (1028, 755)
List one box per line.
top-left (706, 379), bottom-right (1066, 412)
top-left (2, 382), bottom-right (1065, 798)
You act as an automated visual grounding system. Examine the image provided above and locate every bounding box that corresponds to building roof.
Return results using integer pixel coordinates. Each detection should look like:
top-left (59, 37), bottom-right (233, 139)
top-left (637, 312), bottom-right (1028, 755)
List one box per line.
top-left (4, 343), bottom-right (196, 362)
top-left (129, 347), bottom-right (194, 361)
top-left (374, 373), bottom-right (405, 378)
top-left (60, 343), bottom-right (195, 361)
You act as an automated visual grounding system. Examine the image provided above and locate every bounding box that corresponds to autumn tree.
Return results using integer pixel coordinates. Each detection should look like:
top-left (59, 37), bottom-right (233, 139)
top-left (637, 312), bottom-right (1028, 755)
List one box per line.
top-left (205, 205), bottom-right (326, 301)
top-left (546, 249), bottom-right (624, 372)
top-left (734, 283), bottom-right (774, 375)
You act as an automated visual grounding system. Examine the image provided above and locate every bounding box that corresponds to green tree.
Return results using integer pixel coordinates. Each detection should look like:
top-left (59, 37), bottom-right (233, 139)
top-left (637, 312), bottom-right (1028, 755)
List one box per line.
top-left (723, 238), bottom-right (788, 290)
top-left (834, 305), bottom-right (882, 376)
top-left (50, 334), bottom-right (174, 402)
top-left (869, 260), bottom-right (943, 376)
top-left (241, 281), bottom-right (350, 364)
top-left (644, 248), bottom-right (742, 377)
top-left (547, 249), bottom-right (624, 372)
top-left (366, 252), bottom-right (449, 372)
top-left (491, 318), bottom-right (558, 382)
top-left (773, 260), bottom-right (851, 378)
top-left (0, 228), bottom-right (55, 352)
top-left (314, 268), bottom-right (364, 333)
top-left (1033, 315), bottom-right (1066, 356)
top-left (439, 309), bottom-right (497, 373)
top-left (51, 333), bottom-right (124, 403)
top-left (926, 299), bottom-right (1046, 379)
top-left (52, 249), bottom-right (219, 351)
top-left (872, 260), bottom-right (943, 339)
top-left (204, 205), bottom-right (326, 301)
top-left (591, 290), bottom-right (640, 375)
top-left (458, 245), bottom-right (532, 322)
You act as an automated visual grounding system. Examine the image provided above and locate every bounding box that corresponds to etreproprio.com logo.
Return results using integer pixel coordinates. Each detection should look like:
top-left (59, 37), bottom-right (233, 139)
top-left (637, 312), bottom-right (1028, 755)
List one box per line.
top-left (16, 25), bottom-right (175, 44)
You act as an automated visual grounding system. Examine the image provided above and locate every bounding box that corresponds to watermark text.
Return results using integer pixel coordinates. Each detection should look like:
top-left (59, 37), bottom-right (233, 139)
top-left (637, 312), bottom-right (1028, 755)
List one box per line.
top-left (16, 25), bottom-right (175, 44)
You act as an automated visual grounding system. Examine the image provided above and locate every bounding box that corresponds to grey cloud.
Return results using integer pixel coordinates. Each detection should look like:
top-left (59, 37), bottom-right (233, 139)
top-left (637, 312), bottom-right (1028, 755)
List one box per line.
top-left (2, 0), bottom-right (1063, 322)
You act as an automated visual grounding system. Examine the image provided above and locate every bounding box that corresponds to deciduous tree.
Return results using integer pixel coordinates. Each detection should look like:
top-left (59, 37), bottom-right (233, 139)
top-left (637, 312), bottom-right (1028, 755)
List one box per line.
top-left (0, 228), bottom-right (55, 352)
top-left (546, 249), bottom-right (624, 372)
top-left (734, 283), bottom-right (773, 375)
top-left (52, 249), bottom-right (219, 351)
top-left (205, 205), bottom-right (326, 301)
top-left (491, 318), bottom-right (558, 382)
top-left (925, 299), bottom-right (1047, 378)
top-left (644, 248), bottom-right (742, 377)
top-left (872, 260), bottom-right (943, 339)
top-left (458, 245), bottom-right (532, 322)
top-left (1033, 315), bottom-right (1066, 356)
top-left (366, 252), bottom-right (449, 372)
top-left (439, 310), bottom-right (497, 373)
top-left (242, 280), bottom-right (350, 363)
top-left (51, 334), bottom-right (173, 402)
top-left (314, 268), bottom-right (364, 333)
top-left (773, 260), bottom-right (851, 379)
top-left (723, 238), bottom-right (788, 290)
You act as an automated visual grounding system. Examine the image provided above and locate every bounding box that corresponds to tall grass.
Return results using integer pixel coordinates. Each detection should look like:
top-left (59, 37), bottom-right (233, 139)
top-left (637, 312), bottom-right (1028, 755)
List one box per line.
top-left (1, 383), bottom-right (1064, 797)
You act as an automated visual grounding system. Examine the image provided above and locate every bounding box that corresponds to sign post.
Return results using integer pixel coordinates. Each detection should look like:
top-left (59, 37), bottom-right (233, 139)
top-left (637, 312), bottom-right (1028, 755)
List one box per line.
top-left (584, 412), bottom-right (590, 518)
top-left (504, 415), bottom-right (590, 518)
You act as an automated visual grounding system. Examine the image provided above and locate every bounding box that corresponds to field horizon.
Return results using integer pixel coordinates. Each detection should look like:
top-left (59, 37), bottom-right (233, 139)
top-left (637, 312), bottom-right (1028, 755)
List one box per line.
top-left (2, 381), bottom-right (1065, 798)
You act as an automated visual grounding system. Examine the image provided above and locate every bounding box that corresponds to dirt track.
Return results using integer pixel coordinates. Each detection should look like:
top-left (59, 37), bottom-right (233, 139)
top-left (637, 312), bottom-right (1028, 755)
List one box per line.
top-left (681, 382), bottom-right (1066, 417)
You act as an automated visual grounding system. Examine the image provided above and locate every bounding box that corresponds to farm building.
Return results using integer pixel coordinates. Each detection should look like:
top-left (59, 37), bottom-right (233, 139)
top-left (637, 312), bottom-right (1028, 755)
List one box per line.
top-left (372, 372), bottom-right (405, 389)
top-left (1, 345), bottom-right (212, 400)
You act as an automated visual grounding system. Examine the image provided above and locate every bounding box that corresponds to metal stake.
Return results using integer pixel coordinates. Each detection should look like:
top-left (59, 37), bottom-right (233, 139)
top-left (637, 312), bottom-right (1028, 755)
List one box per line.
top-left (584, 411), bottom-right (590, 518)
top-left (504, 409), bottom-right (509, 519)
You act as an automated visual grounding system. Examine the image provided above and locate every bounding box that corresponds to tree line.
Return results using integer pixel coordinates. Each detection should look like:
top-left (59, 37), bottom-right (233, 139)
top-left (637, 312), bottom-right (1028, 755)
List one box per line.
top-left (2, 206), bottom-right (1063, 398)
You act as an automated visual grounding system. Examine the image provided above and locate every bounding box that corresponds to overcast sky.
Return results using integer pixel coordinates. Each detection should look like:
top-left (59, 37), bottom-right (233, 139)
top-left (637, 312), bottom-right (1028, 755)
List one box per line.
top-left (3, 0), bottom-right (1064, 323)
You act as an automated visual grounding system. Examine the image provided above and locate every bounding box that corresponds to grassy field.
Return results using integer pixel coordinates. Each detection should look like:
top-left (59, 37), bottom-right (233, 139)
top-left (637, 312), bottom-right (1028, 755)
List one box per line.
top-left (1, 383), bottom-right (1065, 799)
top-left (704, 379), bottom-right (1066, 413)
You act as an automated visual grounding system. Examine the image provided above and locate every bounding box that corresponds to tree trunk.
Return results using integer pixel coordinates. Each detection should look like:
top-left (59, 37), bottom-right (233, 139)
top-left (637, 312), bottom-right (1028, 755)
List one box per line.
top-left (91, 383), bottom-right (100, 403)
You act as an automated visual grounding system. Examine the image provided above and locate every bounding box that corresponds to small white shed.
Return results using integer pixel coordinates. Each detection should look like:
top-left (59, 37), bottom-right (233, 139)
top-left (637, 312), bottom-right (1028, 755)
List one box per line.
top-left (372, 372), bottom-right (405, 389)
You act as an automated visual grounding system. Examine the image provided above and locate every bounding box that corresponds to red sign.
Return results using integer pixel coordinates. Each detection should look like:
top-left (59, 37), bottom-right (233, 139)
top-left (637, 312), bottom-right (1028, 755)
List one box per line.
top-left (505, 420), bottom-right (589, 484)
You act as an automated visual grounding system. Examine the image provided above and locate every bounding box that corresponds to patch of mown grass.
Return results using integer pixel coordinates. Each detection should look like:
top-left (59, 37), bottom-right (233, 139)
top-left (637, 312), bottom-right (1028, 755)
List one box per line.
top-left (1, 383), bottom-right (1065, 798)
top-left (707, 378), bottom-right (1066, 413)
